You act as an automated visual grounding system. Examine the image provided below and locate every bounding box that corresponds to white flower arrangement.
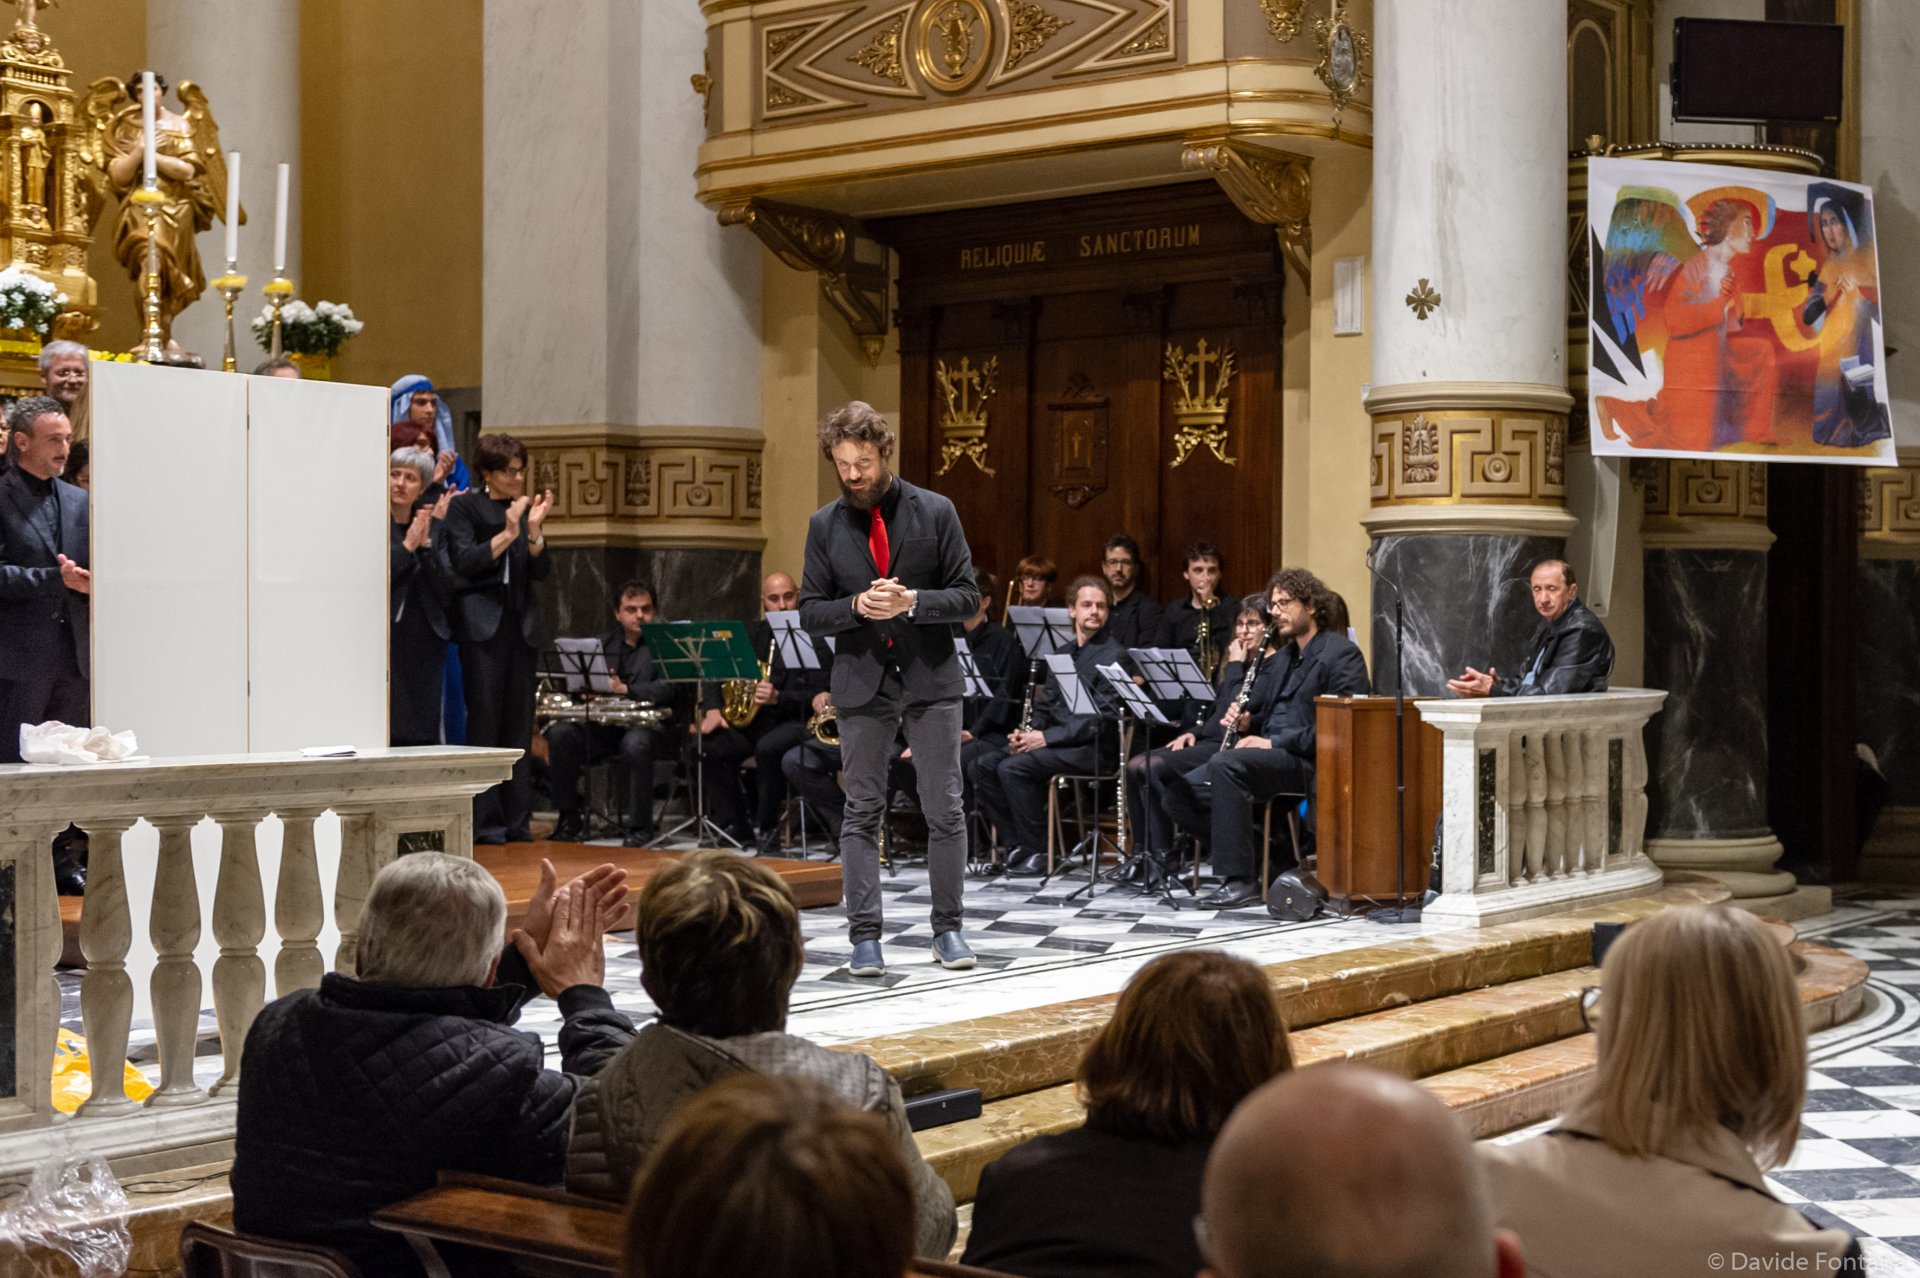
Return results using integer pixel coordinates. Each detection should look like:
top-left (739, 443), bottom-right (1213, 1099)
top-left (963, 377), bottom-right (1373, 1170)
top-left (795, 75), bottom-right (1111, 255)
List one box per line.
top-left (0, 266), bottom-right (67, 337)
top-left (250, 297), bottom-right (366, 357)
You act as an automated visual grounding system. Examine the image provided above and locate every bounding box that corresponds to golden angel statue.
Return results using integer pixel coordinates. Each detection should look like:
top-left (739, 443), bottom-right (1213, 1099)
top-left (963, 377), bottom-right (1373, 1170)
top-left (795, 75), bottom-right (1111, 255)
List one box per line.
top-left (78, 70), bottom-right (240, 348)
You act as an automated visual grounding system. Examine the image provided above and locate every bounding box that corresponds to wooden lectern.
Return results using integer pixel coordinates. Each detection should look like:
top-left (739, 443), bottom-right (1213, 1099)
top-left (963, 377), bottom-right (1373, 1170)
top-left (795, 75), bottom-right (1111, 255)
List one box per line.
top-left (1314, 695), bottom-right (1443, 912)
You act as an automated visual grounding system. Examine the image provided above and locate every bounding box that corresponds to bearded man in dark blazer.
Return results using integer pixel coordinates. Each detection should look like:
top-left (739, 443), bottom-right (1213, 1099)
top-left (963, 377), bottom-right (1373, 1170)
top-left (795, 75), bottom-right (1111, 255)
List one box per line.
top-left (798, 402), bottom-right (980, 978)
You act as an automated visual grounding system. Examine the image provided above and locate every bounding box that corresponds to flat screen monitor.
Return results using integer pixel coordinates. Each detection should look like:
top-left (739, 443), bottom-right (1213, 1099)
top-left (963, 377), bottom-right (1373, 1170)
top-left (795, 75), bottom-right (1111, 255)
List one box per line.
top-left (1671, 18), bottom-right (1844, 124)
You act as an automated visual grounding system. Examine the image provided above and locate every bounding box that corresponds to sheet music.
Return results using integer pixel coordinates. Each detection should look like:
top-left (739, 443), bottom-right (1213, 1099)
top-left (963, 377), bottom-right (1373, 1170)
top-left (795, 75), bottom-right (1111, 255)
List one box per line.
top-left (1126, 647), bottom-right (1215, 700)
top-left (553, 637), bottom-right (614, 694)
top-left (766, 610), bottom-right (822, 669)
top-left (954, 636), bottom-right (994, 698)
top-left (1097, 662), bottom-right (1172, 724)
top-left (1009, 606), bottom-right (1075, 658)
top-left (1043, 652), bottom-right (1098, 716)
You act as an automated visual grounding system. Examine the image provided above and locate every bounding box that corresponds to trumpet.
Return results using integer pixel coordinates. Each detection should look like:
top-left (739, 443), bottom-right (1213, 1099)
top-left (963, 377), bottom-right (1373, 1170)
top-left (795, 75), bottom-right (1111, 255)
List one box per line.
top-left (809, 699), bottom-right (839, 745)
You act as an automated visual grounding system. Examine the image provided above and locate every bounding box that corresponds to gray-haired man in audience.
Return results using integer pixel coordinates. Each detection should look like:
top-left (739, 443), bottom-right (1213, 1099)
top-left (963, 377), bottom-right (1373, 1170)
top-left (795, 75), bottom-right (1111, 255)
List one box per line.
top-left (1199, 1065), bottom-right (1525, 1278)
top-left (231, 853), bottom-right (635, 1276)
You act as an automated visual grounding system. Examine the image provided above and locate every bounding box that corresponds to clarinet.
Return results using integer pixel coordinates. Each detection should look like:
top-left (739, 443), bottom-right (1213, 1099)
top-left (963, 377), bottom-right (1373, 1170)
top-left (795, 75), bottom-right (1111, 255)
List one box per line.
top-left (1017, 659), bottom-right (1043, 734)
top-left (1219, 630), bottom-right (1271, 750)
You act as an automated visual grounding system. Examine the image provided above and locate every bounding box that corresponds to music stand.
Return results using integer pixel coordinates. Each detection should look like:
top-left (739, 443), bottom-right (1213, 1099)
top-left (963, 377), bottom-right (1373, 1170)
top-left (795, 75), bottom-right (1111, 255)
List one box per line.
top-left (765, 611), bottom-right (822, 670)
top-left (1034, 654), bottom-right (1110, 896)
top-left (1008, 606), bottom-right (1074, 658)
top-left (552, 637), bottom-right (615, 695)
top-left (954, 636), bottom-right (995, 699)
top-left (1070, 663), bottom-right (1176, 903)
top-left (1127, 648), bottom-right (1214, 703)
top-left (640, 621), bottom-right (760, 848)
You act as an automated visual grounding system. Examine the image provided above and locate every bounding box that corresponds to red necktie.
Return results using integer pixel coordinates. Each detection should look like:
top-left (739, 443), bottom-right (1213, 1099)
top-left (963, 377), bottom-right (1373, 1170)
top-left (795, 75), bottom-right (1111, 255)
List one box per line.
top-left (869, 507), bottom-right (890, 577)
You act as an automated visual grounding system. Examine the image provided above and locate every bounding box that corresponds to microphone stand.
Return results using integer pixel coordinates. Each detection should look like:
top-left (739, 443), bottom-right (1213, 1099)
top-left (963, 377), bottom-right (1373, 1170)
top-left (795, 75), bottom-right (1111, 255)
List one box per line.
top-left (1366, 550), bottom-right (1421, 925)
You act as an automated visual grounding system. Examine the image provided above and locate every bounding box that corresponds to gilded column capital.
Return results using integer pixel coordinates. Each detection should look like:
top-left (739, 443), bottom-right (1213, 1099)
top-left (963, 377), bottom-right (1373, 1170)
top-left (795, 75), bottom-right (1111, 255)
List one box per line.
top-left (516, 423), bottom-right (765, 551)
top-left (1364, 383), bottom-right (1574, 537)
top-left (1637, 458), bottom-right (1774, 552)
top-left (1859, 447), bottom-right (1920, 561)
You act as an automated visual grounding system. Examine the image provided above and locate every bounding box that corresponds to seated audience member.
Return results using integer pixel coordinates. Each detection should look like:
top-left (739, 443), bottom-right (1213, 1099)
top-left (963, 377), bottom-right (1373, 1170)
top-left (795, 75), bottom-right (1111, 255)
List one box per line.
top-left (1199, 1066), bottom-right (1525, 1278)
top-left (389, 373), bottom-right (467, 492)
top-left (971, 575), bottom-right (1124, 876)
top-left (1158, 541), bottom-right (1238, 680)
top-left (964, 950), bottom-right (1294, 1278)
top-left (232, 854), bottom-right (635, 1275)
top-left (1102, 533), bottom-right (1165, 648)
top-left (1323, 589), bottom-right (1352, 638)
top-left (547, 580), bottom-right (677, 845)
top-left (622, 1073), bottom-right (914, 1278)
top-left (568, 851), bottom-right (956, 1258)
top-left (1009, 552), bottom-right (1059, 612)
top-left (1482, 906), bottom-right (1860, 1276)
top-left (698, 571), bottom-right (833, 852)
top-left (39, 340), bottom-right (88, 425)
top-left (252, 355), bottom-right (300, 378)
top-left (1125, 597), bottom-right (1278, 879)
top-left (388, 446), bottom-right (455, 746)
top-left (1163, 568), bottom-right (1369, 908)
top-left (1447, 559), bottom-right (1613, 697)
top-left (61, 439), bottom-right (88, 489)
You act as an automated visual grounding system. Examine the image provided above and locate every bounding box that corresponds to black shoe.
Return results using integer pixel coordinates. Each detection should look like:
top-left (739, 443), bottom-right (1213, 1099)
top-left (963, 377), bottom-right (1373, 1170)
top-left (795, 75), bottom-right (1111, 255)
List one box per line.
top-left (623, 829), bottom-right (654, 848)
top-left (1200, 878), bottom-right (1261, 910)
top-left (474, 830), bottom-right (507, 846)
top-left (550, 815), bottom-right (586, 843)
top-left (1003, 849), bottom-right (1047, 877)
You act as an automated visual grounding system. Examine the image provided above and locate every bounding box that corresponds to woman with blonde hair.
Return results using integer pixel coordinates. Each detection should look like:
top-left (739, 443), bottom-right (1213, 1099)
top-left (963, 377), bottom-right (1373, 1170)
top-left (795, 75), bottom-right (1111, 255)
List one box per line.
top-left (1482, 905), bottom-right (1858, 1274)
top-left (962, 949), bottom-right (1293, 1278)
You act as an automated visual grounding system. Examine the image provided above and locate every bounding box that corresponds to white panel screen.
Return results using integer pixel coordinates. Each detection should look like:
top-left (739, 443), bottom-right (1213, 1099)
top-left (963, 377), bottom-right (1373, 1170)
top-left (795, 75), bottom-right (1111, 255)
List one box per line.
top-left (245, 376), bottom-right (389, 752)
top-left (89, 362), bottom-right (250, 757)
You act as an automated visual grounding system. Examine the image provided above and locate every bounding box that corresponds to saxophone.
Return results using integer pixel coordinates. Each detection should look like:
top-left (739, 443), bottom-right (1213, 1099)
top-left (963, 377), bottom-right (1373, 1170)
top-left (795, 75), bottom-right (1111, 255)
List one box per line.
top-left (722, 636), bottom-right (772, 727)
top-left (1194, 597), bottom-right (1220, 683)
top-left (1219, 628), bottom-right (1271, 750)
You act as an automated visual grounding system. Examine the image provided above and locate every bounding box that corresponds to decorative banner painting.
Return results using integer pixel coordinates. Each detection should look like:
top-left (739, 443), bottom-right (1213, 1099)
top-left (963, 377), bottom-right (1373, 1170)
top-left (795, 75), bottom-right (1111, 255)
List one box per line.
top-left (1587, 156), bottom-right (1895, 466)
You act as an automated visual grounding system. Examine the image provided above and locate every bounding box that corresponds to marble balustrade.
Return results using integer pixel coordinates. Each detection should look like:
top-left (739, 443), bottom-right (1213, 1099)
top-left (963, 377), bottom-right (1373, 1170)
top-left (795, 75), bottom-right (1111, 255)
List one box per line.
top-left (0, 747), bottom-right (516, 1177)
top-left (1416, 691), bottom-right (1668, 927)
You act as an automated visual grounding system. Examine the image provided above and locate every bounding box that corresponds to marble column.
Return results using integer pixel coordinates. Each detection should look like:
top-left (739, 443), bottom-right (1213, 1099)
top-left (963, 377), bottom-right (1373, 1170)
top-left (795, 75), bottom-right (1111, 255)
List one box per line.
top-left (1637, 460), bottom-right (1791, 901)
top-left (482, 0), bottom-right (764, 633)
top-left (1365, 0), bottom-right (1574, 694)
top-left (1858, 452), bottom-right (1920, 876)
top-left (147, 0), bottom-right (300, 370)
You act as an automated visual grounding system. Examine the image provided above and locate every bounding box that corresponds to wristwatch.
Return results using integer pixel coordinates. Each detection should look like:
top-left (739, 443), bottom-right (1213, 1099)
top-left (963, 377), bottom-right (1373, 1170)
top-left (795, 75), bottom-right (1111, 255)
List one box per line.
top-left (906, 589), bottom-right (919, 618)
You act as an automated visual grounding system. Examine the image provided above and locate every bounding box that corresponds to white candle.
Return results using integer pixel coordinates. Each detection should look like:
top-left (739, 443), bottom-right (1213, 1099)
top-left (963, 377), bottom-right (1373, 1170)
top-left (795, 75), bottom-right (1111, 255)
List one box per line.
top-left (224, 150), bottom-right (241, 265)
top-left (141, 72), bottom-right (156, 187)
top-left (273, 162), bottom-right (289, 274)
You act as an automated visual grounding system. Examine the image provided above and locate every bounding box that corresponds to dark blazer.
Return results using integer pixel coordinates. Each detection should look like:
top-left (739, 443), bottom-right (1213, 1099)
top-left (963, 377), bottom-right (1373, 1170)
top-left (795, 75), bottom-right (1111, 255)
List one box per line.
top-left (1157, 593), bottom-right (1238, 658)
top-left (962, 616), bottom-right (1024, 741)
top-left (798, 479), bottom-right (979, 709)
top-left (0, 466), bottom-right (89, 680)
top-left (389, 517), bottom-right (453, 642)
top-left (962, 1120), bottom-right (1211, 1278)
top-left (1493, 597), bottom-right (1615, 697)
top-left (441, 491), bottom-right (551, 648)
top-left (1107, 589), bottom-right (1165, 650)
top-left (1257, 629), bottom-right (1371, 761)
top-left (1036, 633), bottom-right (1126, 749)
top-left (599, 628), bottom-right (674, 706)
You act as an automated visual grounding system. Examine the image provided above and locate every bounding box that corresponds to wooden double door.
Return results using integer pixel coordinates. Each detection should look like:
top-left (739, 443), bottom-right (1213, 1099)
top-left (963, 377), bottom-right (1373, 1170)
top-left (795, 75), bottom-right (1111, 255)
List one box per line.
top-left (883, 184), bottom-right (1285, 602)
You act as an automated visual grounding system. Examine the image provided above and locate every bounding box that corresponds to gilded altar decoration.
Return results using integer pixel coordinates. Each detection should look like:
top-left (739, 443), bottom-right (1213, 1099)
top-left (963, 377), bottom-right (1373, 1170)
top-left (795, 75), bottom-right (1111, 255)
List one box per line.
top-left (1164, 338), bottom-right (1237, 468)
top-left (79, 72), bottom-right (241, 353)
top-left (1405, 277), bottom-right (1441, 320)
top-left (935, 353), bottom-right (998, 476)
top-left (1259, 0), bottom-right (1307, 45)
top-left (1004, 0), bottom-right (1069, 74)
top-left (1312, 0), bottom-right (1372, 127)
top-left (915, 0), bottom-right (991, 93)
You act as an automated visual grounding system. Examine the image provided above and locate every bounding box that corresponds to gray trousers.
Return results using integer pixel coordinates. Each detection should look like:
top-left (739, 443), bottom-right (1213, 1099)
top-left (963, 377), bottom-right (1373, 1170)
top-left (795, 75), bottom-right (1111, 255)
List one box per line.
top-left (838, 669), bottom-right (966, 944)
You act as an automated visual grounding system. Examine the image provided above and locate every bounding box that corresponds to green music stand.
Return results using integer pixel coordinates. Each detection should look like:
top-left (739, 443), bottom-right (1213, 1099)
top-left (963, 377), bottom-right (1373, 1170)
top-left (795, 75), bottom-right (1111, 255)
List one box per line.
top-left (641, 621), bottom-right (761, 847)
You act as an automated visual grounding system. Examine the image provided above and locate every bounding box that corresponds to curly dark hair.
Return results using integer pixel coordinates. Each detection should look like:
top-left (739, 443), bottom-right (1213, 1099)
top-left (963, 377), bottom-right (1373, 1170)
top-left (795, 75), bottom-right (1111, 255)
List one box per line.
top-left (817, 401), bottom-right (895, 460)
top-left (1266, 567), bottom-right (1336, 630)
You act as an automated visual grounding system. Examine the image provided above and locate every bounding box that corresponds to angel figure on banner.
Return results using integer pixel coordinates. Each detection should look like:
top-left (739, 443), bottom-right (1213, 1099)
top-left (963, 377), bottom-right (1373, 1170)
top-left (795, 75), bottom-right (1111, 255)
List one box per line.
top-left (1798, 184), bottom-right (1889, 449)
top-left (1591, 185), bottom-right (1784, 454)
top-left (79, 70), bottom-right (240, 352)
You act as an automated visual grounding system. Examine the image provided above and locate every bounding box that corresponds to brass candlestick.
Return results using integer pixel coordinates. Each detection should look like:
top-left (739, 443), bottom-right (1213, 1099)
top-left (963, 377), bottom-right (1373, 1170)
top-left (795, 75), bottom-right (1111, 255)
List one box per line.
top-left (131, 186), bottom-right (167, 363)
top-left (212, 263), bottom-right (249, 373)
top-left (262, 275), bottom-right (294, 359)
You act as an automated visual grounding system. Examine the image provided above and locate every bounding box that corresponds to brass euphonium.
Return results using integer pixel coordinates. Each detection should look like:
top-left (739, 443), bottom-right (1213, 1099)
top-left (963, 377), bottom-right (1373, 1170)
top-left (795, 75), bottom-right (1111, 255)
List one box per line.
top-left (722, 638), bottom-right (772, 728)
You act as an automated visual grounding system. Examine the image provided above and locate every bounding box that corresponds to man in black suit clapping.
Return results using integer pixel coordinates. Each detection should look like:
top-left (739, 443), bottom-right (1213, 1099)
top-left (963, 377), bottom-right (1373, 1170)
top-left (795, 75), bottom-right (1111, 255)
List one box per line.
top-left (798, 403), bottom-right (980, 977)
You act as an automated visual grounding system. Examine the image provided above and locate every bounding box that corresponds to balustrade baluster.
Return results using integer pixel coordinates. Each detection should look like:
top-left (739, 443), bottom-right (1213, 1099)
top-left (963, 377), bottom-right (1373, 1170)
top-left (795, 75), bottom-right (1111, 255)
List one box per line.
top-left (1579, 730), bottom-right (1606, 872)
top-left (1544, 730), bottom-right (1572, 877)
top-left (332, 811), bottom-right (376, 976)
top-left (274, 809), bottom-right (325, 996)
top-left (210, 812), bottom-right (268, 1096)
top-left (75, 819), bottom-right (138, 1117)
top-left (147, 815), bottom-right (207, 1108)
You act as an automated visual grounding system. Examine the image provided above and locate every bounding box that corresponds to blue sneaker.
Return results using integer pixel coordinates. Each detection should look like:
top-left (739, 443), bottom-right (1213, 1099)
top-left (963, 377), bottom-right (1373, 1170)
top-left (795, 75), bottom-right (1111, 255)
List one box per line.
top-left (847, 939), bottom-right (885, 977)
top-left (931, 930), bottom-right (976, 970)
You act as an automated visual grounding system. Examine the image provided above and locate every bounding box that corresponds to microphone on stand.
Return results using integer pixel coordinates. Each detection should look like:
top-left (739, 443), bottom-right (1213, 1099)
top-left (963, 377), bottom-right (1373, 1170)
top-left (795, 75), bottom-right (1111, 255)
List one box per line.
top-left (1366, 545), bottom-right (1421, 925)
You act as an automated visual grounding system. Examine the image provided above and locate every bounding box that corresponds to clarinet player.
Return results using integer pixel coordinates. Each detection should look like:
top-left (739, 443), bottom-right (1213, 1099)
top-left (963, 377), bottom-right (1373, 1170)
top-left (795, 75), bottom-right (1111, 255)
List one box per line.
top-left (798, 402), bottom-right (982, 977)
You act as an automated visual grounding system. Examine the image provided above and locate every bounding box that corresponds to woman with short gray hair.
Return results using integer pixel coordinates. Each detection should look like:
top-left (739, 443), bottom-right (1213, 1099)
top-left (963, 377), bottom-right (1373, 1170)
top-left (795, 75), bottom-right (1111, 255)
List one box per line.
top-left (390, 445), bottom-right (454, 745)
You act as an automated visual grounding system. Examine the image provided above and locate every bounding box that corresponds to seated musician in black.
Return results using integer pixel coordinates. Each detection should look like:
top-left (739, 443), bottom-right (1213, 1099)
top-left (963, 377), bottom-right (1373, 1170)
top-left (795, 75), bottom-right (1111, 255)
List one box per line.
top-left (699, 572), bottom-right (834, 853)
top-left (1163, 568), bottom-right (1370, 909)
top-left (1446, 558), bottom-right (1614, 698)
top-left (1156, 540), bottom-right (1239, 682)
top-left (1126, 595), bottom-right (1283, 884)
top-left (548, 580), bottom-right (676, 846)
top-left (971, 576), bottom-right (1126, 877)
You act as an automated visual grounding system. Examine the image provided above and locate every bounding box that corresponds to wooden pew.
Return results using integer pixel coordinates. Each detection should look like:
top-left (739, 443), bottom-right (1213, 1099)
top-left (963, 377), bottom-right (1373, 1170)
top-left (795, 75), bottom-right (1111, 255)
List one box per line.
top-left (372, 1173), bottom-right (1013, 1277)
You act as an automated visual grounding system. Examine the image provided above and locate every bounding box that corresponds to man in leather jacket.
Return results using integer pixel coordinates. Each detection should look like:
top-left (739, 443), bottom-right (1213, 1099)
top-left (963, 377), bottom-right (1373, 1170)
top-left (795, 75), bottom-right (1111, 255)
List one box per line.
top-left (1447, 560), bottom-right (1614, 698)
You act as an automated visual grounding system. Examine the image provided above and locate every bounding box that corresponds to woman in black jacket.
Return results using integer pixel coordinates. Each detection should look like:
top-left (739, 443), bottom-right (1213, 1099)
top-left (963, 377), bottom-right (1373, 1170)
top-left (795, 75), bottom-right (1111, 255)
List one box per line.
top-left (387, 447), bottom-right (455, 746)
top-left (961, 950), bottom-right (1294, 1278)
top-left (441, 433), bottom-right (552, 843)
